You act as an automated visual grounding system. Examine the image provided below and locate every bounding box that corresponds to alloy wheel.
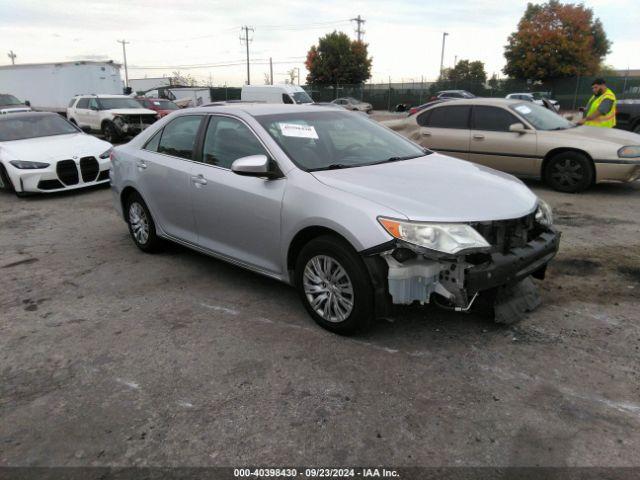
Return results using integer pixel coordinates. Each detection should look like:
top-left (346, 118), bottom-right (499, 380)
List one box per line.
top-left (128, 202), bottom-right (149, 245)
top-left (303, 255), bottom-right (354, 323)
top-left (550, 158), bottom-right (584, 189)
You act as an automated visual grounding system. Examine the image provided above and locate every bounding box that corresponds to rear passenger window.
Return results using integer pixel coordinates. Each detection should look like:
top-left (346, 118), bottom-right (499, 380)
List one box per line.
top-left (157, 115), bottom-right (203, 159)
top-left (473, 106), bottom-right (520, 132)
top-left (420, 105), bottom-right (470, 129)
top-left (143, 129), bottom-right (162, 152)
top-left (76, 98), bottom-right (89, 109)
top-left (202, 116), bottom-right (268, 169)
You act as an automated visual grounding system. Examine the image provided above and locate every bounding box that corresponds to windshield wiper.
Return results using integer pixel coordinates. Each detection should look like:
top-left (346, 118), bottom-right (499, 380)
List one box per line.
top-left (376, 152), bottom-right (429, 164)
top-left (314, 163), bottom-right (353, 171)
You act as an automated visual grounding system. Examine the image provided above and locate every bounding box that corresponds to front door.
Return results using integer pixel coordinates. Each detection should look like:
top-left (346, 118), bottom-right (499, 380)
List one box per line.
top-left (190, 115), bottom-right (285, 275)
top-left (87, 98), bottom-right (102, 131)
top-left (415, 104), bottom-right (471, 160)
top-left (469, 105), bottom-right (538, 176)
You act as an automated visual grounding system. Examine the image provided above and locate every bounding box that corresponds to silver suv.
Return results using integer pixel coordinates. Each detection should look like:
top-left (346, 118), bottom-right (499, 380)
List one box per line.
top-left (110, 104), bottom-right (560, 334)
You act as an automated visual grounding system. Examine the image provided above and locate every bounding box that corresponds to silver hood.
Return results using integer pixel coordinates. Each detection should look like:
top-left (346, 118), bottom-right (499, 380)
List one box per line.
top-left (311, 154), bottom-right (538, 222)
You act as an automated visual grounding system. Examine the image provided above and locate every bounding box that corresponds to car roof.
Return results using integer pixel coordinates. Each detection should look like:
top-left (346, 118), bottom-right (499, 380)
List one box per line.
top-left (0, 111), bottom-right (58, 122)
top-left (183, 103), bottom-right (345, 116)
top-left (74, 94), bottom-right (131, 99)
top-left (424, 97), bottom-right (523, 107)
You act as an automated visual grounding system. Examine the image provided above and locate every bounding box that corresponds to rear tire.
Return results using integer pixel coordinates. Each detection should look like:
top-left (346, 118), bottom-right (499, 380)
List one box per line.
top-left (124, 192), bottom-right (162, 253)
top-left (294, 235), bottom-right (374, 335)
top-left (544, 151), bottom-right (593, 193)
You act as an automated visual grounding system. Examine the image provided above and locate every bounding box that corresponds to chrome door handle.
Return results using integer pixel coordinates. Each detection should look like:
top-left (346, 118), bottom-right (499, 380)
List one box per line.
top-left (421, 130), bottom-right (432, 136)
top-left (473, 134), bottom-right (485, 140)
top-left (136, 160), bottom-right (147, 169)
top-left (191, 175), bottom-right (207, 186)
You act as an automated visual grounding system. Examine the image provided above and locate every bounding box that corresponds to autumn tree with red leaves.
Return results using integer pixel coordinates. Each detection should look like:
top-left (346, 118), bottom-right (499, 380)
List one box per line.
top-left (503, 0), bottom-right (611, 81)
top-left (305, 31), bottom-right (372, 86)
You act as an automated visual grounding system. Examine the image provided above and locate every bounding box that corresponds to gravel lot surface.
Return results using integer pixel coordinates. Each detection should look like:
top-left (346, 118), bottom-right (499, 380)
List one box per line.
top-left (1, 179), bottom-right (639, 467)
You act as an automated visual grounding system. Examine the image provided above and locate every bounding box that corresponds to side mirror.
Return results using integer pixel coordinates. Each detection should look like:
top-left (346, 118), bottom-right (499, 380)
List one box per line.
top-left (231, 155), bottom-right (281, 179)
top-left (509, 122), bottom-right (528, 134)
top-left (25, 100), bottom-right (31, 107)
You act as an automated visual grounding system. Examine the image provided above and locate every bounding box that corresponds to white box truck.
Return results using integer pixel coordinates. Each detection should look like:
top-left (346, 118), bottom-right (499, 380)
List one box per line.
top-left (0, 61), bottom-right (124, 114)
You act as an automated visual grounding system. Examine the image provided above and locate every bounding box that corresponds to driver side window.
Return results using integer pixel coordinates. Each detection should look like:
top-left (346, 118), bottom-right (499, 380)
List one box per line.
top-left (282, 94), bottom-right (294, 104)
top-left (202, 116), bottom-right (268, 169)
top-left (88, 98), bottom-right (99, 110)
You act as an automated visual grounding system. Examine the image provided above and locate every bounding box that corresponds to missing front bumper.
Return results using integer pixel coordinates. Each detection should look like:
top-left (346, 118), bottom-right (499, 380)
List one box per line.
top-left (367, 228), bottom-right (560, 312)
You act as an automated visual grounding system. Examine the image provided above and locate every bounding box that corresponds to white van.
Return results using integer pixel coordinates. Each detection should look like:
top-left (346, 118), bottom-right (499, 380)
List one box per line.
top-left (241, 84), bottom-right (313, 104)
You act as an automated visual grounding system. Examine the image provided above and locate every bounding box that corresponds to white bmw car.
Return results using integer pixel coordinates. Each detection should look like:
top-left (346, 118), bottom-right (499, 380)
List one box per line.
top-left (0, 112), bottom-right (112, 196)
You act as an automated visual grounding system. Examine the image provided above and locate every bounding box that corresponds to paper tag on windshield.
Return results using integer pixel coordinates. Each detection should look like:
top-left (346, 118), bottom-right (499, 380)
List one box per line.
top-left (515, 105), bottom-right (532, 114)
top-left (279, 123), bottom-right (318, 139)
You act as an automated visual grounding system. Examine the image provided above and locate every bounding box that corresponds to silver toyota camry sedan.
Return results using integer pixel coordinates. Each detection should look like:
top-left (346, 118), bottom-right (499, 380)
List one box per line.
top-left (110, 104), bottom-right (560, 334)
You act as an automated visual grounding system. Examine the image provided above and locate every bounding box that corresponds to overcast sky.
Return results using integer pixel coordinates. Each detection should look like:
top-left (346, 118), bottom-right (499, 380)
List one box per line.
top-left (1, 0), bottom-right (638, 86)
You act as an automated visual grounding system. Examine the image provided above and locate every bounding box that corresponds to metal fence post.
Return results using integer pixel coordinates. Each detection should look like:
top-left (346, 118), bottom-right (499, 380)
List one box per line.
top-left (571, 75), bottom-right (580, 111)
top-left (387, 76), bottom-right (391, 111)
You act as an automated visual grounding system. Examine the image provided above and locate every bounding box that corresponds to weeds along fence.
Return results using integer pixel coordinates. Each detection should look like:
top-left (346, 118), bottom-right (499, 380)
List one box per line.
top-left (209, 75), bottom-right (640, 111)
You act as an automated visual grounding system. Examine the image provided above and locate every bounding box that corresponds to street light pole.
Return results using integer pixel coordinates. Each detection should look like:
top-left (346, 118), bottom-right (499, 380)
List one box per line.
top-left (439, 32), bottom-right (448, 78)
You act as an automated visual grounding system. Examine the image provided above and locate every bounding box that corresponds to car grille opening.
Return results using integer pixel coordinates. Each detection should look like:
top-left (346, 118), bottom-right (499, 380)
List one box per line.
top-left (470, 212), bottom-right (541, 254)
top-left (79, 156), bottom-right (99, 182)
top-left (37, 179), bottom-right (64, 190)
top-left (97, 169), bottom-right (110, 181)
top-left (56, 160), bottom-right (79, 185)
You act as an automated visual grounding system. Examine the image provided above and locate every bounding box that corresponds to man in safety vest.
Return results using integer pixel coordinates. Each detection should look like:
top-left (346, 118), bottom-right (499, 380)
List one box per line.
top-left (577, 78), bottom-right (616, 128)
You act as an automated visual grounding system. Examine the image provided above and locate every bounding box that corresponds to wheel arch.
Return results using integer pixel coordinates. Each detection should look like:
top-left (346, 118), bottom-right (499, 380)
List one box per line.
top-left (541, 147), bottom-right (596, 184)
top-left (120, 185), bottom-right (141, 216)
top-left (286, 226), bottom-right (358, 274)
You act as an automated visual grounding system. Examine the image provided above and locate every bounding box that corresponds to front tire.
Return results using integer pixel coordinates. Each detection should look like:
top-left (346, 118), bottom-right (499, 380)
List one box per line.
top-left (124, 192), bottom-right (162, 252)
top-left (294, 235), bottom-right (374, 335)
top-left (544, 151), bottom-right (593, 193)
top-left (0, 164), bottom-right (15, 193)
top-left (102, 122), bottom-right (121, 144)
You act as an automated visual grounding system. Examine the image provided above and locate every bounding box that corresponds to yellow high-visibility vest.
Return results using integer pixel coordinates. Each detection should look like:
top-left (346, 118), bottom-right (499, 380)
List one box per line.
top-left (585, 88), bottom-right (616, 128)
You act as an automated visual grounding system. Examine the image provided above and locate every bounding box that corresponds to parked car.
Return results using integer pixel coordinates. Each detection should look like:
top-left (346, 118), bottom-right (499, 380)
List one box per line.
top-left (0, 112), bottom-right (112, 195)
top-left (241, 84), bottom-right (313, 105)
top-left (615, 100), bottom-right (640, 134)
top-left (384, 98), bottom-right (640, 193)
top-left (135, 97), bottom-right (179, 118)
top-left (110, 103), bottom-right (560, 334)
top-left (407, 98), bottom-right (451, 116)
top-left (0, 93), bottom-right (31, 114)
top-left (143, 87), bottom-right (212, 108)
top-left (506, 92), bottom-right (560, 112)
top-left (432, 90), bottom-right (475, 100)
top-left (67, 94), bottom-right (158, 143)
top-left (331, 97), bottom-right (373, 113)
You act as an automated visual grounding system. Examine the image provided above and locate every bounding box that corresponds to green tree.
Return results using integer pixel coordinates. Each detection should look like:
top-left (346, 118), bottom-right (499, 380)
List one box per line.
top-left (431, 60), bottom-right (488, 95)
top-left (305, 31), bottom-right (372, 87)
top-left (503, 0), bottom-right (611, 81)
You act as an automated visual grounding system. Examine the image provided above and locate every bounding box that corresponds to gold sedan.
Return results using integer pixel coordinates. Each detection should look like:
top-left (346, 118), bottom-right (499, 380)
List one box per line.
top-left (385, 98), bottom-right (640, 192)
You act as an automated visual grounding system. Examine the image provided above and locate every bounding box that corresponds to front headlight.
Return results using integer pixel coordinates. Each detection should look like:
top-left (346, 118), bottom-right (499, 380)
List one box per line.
top-left (9, 160), bottom-right (50, 169)
top-left (535, 198), bottom-right (553, 227)
top-left (378, 217), bottom-right (490, 255)
top-left (618, 146), bottom-right (640, 158)
top-left (99, 148), bottom-right (113, 159)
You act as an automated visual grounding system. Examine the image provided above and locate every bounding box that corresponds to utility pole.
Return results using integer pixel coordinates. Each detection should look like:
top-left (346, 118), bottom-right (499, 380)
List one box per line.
top-left (296, 67), bottom-right (300, 85)
top-left (439, 32), bottom-right (448, 78)
top-left (350, 15), bottom-right (365, 42)
top-left (117, 40), bottom-right (130, 89)
top-left (7, 50), bottom-right (16, 65)
top-left (240, 26), bottom-right (254, 85)
top-left (269, 57), bottom-right (273, 85)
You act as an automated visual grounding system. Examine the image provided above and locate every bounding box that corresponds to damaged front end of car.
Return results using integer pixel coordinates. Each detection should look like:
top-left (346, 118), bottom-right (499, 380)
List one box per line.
top-left (362, 200), bottom-right (561, 323)
top-left (112, 114), bottom-right (158, 137)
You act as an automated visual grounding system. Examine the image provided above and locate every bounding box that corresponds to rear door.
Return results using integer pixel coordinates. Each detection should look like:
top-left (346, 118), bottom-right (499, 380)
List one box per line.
top-left (469, 105), bottom-right (538, 176)
top-left (415, 104), bottom-right (471, 160)
top-left (189, 115), bottom-right (285, 274)
top-left (133, 115), bottom-right (204, 243)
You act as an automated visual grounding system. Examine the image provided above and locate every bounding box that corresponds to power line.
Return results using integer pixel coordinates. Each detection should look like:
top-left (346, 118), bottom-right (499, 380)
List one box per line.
top-left (350, 15), bottom-right (365, 42)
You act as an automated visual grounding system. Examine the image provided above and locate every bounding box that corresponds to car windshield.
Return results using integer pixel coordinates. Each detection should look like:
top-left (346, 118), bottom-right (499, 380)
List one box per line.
top-left (0, 94), bottom-right (22, 106)
top-left (510, 102), bottom-right (574, 131)
top-left (98, 98), bottom-right (145, 110)
top-left (255, 110), bottom-right (427, 171)
top-left (292, 91), bottom-right (313, 104)
top-left (0, 114), bottom-right (79, 141)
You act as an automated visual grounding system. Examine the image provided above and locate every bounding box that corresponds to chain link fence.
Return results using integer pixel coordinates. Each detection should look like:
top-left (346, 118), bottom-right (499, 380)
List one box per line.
top-left (209, 75), bottom-right (640, 111)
